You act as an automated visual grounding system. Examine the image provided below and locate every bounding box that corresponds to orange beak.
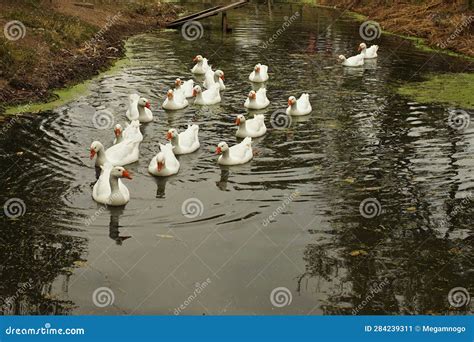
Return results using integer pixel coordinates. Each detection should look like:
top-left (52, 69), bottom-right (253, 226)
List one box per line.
top-left (90, 149), bottom-right (96, 159)
top-left (288, 99), bottom-right (293, 106)
top-left (157, 161), bottom-right (164, 172)
top-left (166, 131), bottom-right (173, 140)
top-left (167, 92), bottom-right (173, 99)
top-left (255, 66), bottom-right (260, 72)
top-left (192, 89), bottom-right (197, 97)
top-left (250, 93), bottom-right (256, 99)
top-left (220, 74), bottom-right (225, 80)
top-left (358, 46), bottom-right (362, 52)
top-left (145, 101), bottom-right (151, 109)
top-left (114, 128), bottom-right (121, 137)
top-left (122, 170), bottom-right (132, 180)
top-left (215, 147), bottom-right (222, 154)
top-left (193, 56), bottom-right (198, 62)
top-left (235, 118), bottom-right (241, 125)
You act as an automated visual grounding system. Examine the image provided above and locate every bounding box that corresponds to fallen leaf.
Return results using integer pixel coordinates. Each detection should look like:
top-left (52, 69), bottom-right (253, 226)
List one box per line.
top-left (406, 207), bottom-right (417, 212)
top-left (350, 250), bottom-right (368, 257)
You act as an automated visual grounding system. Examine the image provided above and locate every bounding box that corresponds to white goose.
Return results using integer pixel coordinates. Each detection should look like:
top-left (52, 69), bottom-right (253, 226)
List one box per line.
top-left (122, 120), bottom-right (143, 142)
top-left (235, 114), bottom-right (266, 138)
top-left (90, 137), bottom-right (141, 167)
top-left (358, 43), bottom-right (379, 59)
top-left (338, 54), bottom-right (364, 67)
top-left (286, 94), bottom-right (312, 116)
top-left (93, 164), bottom-right (132, 206)
top-left (193, 85), bottom-right (221, 105)
top-left (216, 137), bottom-right (253, 166)
top-left (166, 125), bottom-right (200, 155)
top-left (163, 89), bottom-right (189, 110)
top-left (203, 69), bottom-right (225, 91)
top-left (191, 55), bottom-right (211, 74)
top-left (126, 94), bottom-right (153, 123)
top-left (148, 143), bottom-right (180, 177)
top-left (174, 78), bottom-right (194, 99)
top-left (113, 124), bottom-right (123, 145)
top-left (244, 88), bottom-right (270, 109)
top-left (249, 63), bottom-right (269, 83)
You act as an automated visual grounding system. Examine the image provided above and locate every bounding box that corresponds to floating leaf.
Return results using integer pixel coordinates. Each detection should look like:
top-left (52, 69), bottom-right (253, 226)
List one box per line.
top-left (406, 207), bottom-right (417, 212)
top-left (350, 250), bottom-right (368, 257)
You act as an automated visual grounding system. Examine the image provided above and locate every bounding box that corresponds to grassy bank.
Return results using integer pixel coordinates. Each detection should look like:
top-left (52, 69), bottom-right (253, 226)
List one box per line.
top-left (0, 0), bottom-right (180, 114)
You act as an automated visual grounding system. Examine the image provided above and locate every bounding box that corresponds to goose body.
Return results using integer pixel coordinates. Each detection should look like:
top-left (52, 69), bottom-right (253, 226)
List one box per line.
top-left (174, 78), bottom-right (194, 100)
top-left (204, 69), bottom-right (225, 91)
top-left (249, 63), bottom-right (269, 83)
top-left (216, 137), bottom-right (253, 166)
top-left (92, 165), bottom-right (132, 206)
top-left (166, 125), bottom-right (200, 155)
top-left (148, 143), bottom-right (180, 177)
top-left (359, 43), bottom-right (379, 59)
top-left (191, 55), bottom-right (211, 74)
top-left (126, 94), bottom-right (153, 123)
top-left (235, 114), bottom-right (267, 138)
top-left (244, 88), bottom-right (270, 110)
top-left (193, 85), bottom-right (221, 105)
top-left (286, 94), bottom-right (312, 116)
top-left (163, 89), bottom-right (189, 110)
top-left (90, 137), bottom-right (140, 167)
top-left (338, 54), bottom-right (364, 67)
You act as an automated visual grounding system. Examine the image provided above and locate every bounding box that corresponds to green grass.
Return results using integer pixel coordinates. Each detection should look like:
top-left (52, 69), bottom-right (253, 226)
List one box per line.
top-left (398, 73), bottom-right (474, 109)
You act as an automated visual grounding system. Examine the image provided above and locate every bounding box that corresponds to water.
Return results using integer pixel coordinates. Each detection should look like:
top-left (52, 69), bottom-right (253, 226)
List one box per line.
top-left (1, 2), bottom-right (473, 315)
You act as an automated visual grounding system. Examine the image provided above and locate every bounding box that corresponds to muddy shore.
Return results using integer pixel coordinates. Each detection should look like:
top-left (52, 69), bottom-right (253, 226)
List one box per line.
top-left (0, 0), bottom-right (181, 114)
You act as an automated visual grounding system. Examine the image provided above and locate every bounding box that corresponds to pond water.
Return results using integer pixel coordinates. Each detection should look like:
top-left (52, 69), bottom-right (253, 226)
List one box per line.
top-left (1, 2), bottom-right (473, 315)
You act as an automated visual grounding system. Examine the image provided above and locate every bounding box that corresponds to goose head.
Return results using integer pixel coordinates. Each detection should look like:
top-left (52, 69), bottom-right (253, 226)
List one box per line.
top-left (175, 78), bottom-right (183, 87)
top-left (192, 85), bottom-right (202, 97)
top-left (166, 89), bottom-right (174, 100)
top-left (166, 128), bottom-right (178, 141)
top-left (248, 90), bottom-right (257, 100)
top-left (235, 114), bottom-right (245, 126)
top-left (215, 70), bottom-right (225, 81)
top-left (90, 141), bottom-right (104, 159)
top-left (254, 63), bottom-right (261, 73)
top-left (288, 96), bottom-right (297, 106)
top-left (138, 97), bottom-right (151, 109)
top-left (216, 142), bottom-right (229, 155)
top-left (111, 166), bottom-right (132, 180)
top-left (114, 124), bottom-right (122, 138)
top-left (193, 55), bottom-right (203, 63)
top-left (358, 42), bottom-right (367, 52)
top-left (156, 152), bottom-right (165, 172)
top-left (338, 55), bottom-right (346, 62)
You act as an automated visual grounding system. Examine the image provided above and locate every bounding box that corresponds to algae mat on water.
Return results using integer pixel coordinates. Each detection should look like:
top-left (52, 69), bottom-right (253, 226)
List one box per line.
top-left (398, 73), bottom-right (474, 109)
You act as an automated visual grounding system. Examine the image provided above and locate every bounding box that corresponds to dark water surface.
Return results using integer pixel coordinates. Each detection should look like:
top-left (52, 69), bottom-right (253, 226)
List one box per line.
top-left (1, 2), bottom-right (473, 315)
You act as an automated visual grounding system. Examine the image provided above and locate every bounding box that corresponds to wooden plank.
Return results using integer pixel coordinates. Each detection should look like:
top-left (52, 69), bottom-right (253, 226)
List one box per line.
top-left (73, 2), bottom-right (94, 9)
top-left (166, 0), bottom-right (249, 28)
top-left (166, 5), bottom-right (223, 28)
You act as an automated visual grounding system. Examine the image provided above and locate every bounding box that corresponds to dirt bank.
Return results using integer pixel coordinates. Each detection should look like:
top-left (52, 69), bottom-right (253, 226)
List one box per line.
top-left (0, 0), bottom-right (181, 114)
top-left (319, 0), bottom-right (473, 57)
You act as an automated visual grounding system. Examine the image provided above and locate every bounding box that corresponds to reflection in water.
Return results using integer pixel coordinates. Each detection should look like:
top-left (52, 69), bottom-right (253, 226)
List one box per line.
top-left (0, 1), bottom-right (473, 315)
